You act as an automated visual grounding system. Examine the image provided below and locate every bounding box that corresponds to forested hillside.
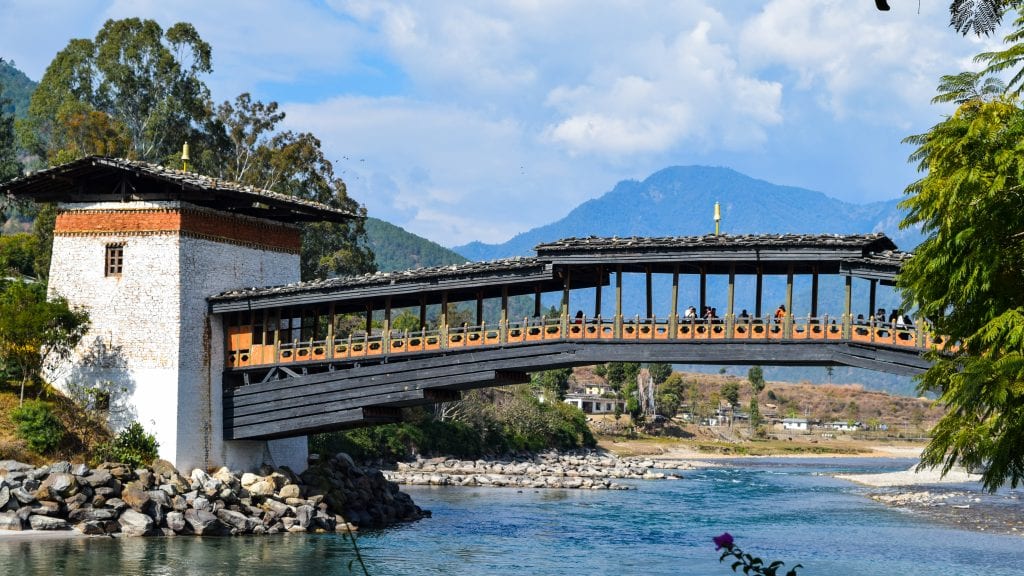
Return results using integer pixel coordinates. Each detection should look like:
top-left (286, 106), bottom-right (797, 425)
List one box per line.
top-left (364, 217), bottom-right (467, 271)
top-left (0, 59), bottom-right (36, 118)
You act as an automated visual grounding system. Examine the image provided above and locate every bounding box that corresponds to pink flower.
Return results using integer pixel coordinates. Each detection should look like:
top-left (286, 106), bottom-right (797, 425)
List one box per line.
top-left (713, 532), bottom-right (734, 550)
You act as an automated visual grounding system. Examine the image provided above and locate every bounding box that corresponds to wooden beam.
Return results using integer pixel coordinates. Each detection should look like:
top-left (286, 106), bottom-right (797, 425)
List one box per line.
top-left (699, 265), bottom-right (707, 313)
top-left (727, 264), bottom-right (735, 317)
top-left (755, 265), bottom-right (763, 318)
top-left (670, 264), bottom-right (679, 322)
top-left (869, 279), bottom-right (877, 319)
top-left (811, 268), bottom-right (819, 318)
top-left (645, 265), bottom-right (653, 319)
top-left (595, 265), bottom-right (603, 318)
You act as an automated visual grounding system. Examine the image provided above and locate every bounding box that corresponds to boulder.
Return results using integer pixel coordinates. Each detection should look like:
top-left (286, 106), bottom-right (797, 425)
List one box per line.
top-left (0, 511), bottom-right (22, 531)
top-left (216, 509), bottom-right (254, 533)
top-left (71, 463), bottom-right (89, 476)
top-left (49, 461), bottom-right (72, 474)
top-left (28, 514), bottom-right (69, 530)
top-left (247, 480), bottom-right (275, 497)
top-left (278, 484), bottom-right (301, 500)
top-left (68, 507), bottom-right (119, 523)
top-left (147, 489), bottom-right (172, 511)
top-left (122, 485), bottom-right (151, 512)
top-left (240, 472), bottom-right (262, 489)
top-left (105, 498), bottom-right (127, 512)
top-left (166, 511), bottom-right (187, 533)
top-left (0, 484), bottom-right (9, 508)
top-left (295, 504), bottom-right (315, 529)
top-left (184, 509), bottom-right (226, 536)
top-left (0, 460), bottom-right (33, 473)
top-left (262, 498), bottom-right (290, 517)
top-left (119, 509), bottom-right (155, 537)
top-left (151, 459), bottom-right (179, 480)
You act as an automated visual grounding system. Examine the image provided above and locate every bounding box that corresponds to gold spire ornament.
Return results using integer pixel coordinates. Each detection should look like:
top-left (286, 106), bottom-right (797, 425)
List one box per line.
top-left (714, 201), bottom-right (721, 236)
top-left (181, 142), bottom-right (191, 171)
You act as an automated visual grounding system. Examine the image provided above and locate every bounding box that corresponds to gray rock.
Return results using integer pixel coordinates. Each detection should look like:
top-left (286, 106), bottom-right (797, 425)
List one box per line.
top-left (32, 500), bottom-right (62, 516)
top-left (0, 485), bottom-right (9, 508)
top-left (147, 490), bottom-right (171, 510)
top-left (28, 514), bottom-right (69, 530)
top-left (295, 504), bottom-right (314, 529)
top-left (193, 496), bottom-right (210, 511)
top-left (171, 495), bottom-right (187, 512)
top-left (262, 498), bottom-right (290, 517)
top-left (68, 507), bottom-right (120, 523)
top-left (166, 511), bottom-right (187, 533)
top-left (105, 498), bottom-right (127, 512)
top-left (119, 509), bottom-right (154, 537)
top-left (215, 509), bottom-right (254, 532)
top-left (0, 460), bottom-right (33, 472)
top-left (0, 511), bottom-right (22, 531)
top-left (71, 463), bottom-right (89, 476)
top-left (83, 470), bottom-right (113, 488)
top-left (11, 486), bottom-right (35, 505)
top-left (49, 461), bottom-right (72, 474)
top-left (184, 508), bottom-right (226, 536)
top-left (158, 483), bottom-right (177, 497)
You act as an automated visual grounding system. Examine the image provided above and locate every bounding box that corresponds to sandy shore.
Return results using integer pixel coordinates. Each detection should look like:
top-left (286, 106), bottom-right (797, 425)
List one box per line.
top-left (835, 464), bottom-right (981, 487)
top-left (0, 529), bottom-right (87, 541)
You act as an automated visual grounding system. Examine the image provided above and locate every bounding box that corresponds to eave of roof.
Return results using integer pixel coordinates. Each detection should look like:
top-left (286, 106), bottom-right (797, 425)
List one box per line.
top-left (0, 156), bottom-right (357, 224)
top-left (209, 257), bottom-right (556, 313)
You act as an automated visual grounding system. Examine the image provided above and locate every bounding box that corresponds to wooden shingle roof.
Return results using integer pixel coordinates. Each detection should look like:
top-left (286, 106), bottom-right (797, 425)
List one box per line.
top-left (0, 156), bottom-right (357, 224)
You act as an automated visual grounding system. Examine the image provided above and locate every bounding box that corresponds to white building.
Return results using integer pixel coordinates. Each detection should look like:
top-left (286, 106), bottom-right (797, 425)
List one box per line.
top-left (564, 394), bottom-right (623, 414)
top-left (782, 418), bottom-right (809, 431)
top-left (5, 157), bottom-right (356, 474)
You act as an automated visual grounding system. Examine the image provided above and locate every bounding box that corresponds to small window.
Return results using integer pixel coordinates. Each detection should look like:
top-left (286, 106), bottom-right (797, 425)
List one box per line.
top-left (105, 243), bottom-right (124, 277)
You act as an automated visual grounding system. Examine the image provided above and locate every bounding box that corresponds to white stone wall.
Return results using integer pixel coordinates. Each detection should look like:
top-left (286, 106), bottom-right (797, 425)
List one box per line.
top-left (177, 233), bottom-right (304, 473)
top-left (47, 200), bottom-right (307, 473)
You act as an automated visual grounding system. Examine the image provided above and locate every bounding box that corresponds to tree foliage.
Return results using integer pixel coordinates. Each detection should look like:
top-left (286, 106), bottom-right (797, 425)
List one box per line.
top-left (900, 74), bottom-right (1024, 489)
top-left (11, 400), bottom-right (65, 454)
top-left (0, 280), bottom-right (89, 403)
top-left (19, 18), bottom-right (211, 163)
top-left (17, 20), bottom-right (375, 281)
top-left (748, 366), bottom-right (766, 395)
top-left (0, 65), bottom-right (20, 184)
top-left (721, 381), bottom-right (740, 407)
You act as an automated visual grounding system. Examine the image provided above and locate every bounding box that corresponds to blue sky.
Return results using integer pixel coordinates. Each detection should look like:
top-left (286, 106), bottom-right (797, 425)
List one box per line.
top-left (0, 1), bottom-right (1002, 247)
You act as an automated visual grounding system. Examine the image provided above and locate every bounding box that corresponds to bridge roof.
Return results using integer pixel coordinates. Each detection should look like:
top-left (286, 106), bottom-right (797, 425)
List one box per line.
top-left (0, 156), bottom-right (357, 224)
top-left (841, 250), bottom-right (912, 284)
top-left (534, 233), bottom-right (900, 276)
top-left (210, 257), bottom-right (562, 313)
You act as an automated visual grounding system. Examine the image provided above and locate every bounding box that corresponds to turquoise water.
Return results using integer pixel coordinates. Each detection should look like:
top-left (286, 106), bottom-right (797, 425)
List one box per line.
top-left (3, 458), bottom-right (1023, 575)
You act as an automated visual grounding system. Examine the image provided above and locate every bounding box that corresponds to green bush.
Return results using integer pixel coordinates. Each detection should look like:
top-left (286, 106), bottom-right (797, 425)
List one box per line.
top-left (11, 400), bottom-right (65, 454)
top-left (93, 422), bottom-right (159, 468)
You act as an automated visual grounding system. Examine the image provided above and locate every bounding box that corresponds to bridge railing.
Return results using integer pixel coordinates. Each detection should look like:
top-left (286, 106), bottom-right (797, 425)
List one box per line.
top-left (224, 312), bottom-right (943, 370)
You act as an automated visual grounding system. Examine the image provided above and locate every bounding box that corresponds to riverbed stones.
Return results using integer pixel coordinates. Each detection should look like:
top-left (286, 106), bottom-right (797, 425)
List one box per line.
top-left (28, 514), bottom-right (69, 530)
top-left (0, 456), bottom-right (427, 536)
top-left (384, 450), bottom-right (675, 490)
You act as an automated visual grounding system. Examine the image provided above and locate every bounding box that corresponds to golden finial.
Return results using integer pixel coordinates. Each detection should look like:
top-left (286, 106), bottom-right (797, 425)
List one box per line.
top-left (714, 201), bottom-right (721, 236)
top-left (181, 142), bottom-right (191, 171)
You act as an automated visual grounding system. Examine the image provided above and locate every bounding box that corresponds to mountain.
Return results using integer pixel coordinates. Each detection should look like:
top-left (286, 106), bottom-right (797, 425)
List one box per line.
top-left (364, 216), bottom-right (468, 272)
top-left (0, 59), bottom-right (37, 118)
top-left (454, 165), bottom-right (922, 260)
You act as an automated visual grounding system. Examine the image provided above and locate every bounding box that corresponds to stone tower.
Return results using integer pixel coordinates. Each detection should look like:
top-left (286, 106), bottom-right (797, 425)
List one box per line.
top-left (1, 157), bottom-right (356, 473)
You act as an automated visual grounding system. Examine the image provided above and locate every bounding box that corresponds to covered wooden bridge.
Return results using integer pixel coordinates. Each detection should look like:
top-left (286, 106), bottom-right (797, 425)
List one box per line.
top-left (210, 233), bottom-right (937, 441)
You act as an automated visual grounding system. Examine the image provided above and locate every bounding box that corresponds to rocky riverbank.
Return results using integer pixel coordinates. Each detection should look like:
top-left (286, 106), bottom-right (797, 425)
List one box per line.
top-left (0, 452), bottom-right (426, 537)
top-left (383, 450), bottom-right (692, 490)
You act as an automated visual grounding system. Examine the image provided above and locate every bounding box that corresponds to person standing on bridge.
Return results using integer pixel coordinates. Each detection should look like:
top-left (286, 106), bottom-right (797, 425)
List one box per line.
top-left (774, 304), bottom-right (786, 323)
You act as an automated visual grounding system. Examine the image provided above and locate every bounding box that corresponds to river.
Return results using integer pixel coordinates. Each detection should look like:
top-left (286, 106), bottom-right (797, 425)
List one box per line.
top-left (2, 457), bottom-right (1022, 575)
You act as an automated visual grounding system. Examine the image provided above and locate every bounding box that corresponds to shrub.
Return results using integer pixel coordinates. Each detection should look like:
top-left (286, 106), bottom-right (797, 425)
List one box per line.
top-left (94, 421), bottom-right (159, 468)
top-left (11, 400), bottom-right (65, 454)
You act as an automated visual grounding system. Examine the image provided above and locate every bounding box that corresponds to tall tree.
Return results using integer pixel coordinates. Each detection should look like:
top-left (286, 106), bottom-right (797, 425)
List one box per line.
top-left (206, 93), bottom-right (375, 279)
top-left (748, 366), bottom-right (765, 395)
top-left (18, 18), bottom-right (211, 163)
top-left (900, 84), bottom-right (1024, 490)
